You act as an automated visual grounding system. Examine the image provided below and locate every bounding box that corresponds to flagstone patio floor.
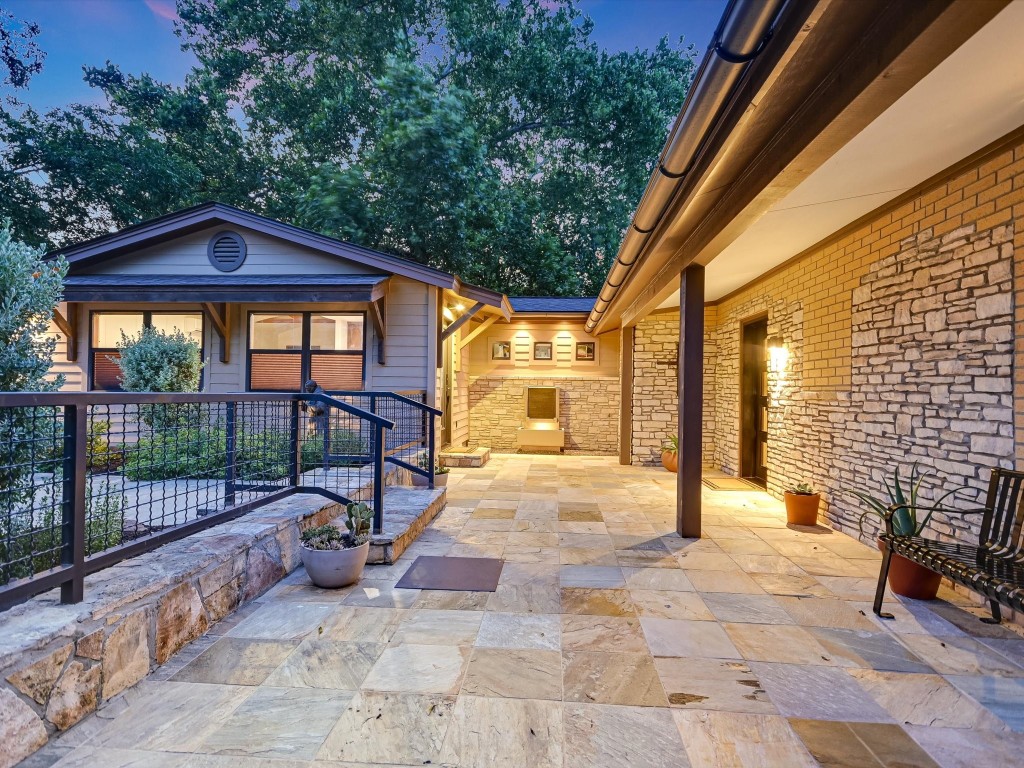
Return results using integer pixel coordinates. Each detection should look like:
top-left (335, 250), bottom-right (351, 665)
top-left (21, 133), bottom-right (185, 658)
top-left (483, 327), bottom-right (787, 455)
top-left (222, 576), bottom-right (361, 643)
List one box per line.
top-left (30, 455), bottom-right (1024, 767)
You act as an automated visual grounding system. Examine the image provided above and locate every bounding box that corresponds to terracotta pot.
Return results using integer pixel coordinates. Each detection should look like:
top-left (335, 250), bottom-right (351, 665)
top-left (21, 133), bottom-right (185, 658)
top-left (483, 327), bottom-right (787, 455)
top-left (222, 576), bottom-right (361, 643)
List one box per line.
top-left (661, 451), bottom-right (678, 473)
top-left (877, 540), bottom-right (942, 600)
top-left (784, 492), bottom-right (820, 526)
top-left (301, 541), bottom-right (369, 589)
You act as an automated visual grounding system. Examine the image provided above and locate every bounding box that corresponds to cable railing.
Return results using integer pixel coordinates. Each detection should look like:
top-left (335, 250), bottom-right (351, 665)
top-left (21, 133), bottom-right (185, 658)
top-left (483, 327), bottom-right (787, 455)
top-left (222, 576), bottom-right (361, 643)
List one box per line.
top-left (0, 390), bottom-right (395, 609)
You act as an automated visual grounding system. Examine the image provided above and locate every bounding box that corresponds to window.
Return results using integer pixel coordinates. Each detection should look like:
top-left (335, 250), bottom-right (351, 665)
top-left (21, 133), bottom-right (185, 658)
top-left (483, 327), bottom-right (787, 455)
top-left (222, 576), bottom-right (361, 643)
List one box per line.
top-left (90, 311), bottom-right (204, 391)
top-left (248, 312), bottom-right (364, 391)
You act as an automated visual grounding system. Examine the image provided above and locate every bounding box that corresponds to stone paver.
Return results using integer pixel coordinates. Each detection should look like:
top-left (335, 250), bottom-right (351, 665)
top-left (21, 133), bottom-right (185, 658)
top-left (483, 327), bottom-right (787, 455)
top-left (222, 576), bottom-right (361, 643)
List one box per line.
top-left (35, 455), bottom-right (1024, 767)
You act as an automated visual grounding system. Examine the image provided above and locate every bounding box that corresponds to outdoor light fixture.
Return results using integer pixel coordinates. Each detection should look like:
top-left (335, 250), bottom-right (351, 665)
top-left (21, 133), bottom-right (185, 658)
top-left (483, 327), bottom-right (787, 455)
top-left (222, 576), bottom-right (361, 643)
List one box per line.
top-left (454, 303), bottom-right (465, 312)
top-left (766, 335), bottom-right (788, 372)
top-left (442, 306), bottom-right (455, 321)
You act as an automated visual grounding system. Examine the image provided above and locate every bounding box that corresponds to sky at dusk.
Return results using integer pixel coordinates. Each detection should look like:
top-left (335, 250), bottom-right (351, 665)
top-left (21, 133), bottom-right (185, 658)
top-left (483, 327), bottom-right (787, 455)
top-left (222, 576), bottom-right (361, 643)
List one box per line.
top-left (4, 0), bottom-right (728, 112)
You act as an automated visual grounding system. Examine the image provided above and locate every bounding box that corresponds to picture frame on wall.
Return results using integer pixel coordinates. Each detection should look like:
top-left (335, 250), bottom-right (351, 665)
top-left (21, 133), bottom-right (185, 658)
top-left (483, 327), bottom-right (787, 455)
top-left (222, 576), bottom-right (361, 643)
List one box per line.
top-left (533, 341), bottom-right (553, 360)
top-left (576, 341), bottom-right (596, 361)
top-left (491, 340), bottom-right (511, 360)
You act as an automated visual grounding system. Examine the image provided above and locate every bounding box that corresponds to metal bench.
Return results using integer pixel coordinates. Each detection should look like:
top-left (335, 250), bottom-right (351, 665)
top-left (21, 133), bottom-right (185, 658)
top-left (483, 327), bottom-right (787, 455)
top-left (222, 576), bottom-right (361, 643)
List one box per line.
top-left (874, 467), bottom-right (1024, 624)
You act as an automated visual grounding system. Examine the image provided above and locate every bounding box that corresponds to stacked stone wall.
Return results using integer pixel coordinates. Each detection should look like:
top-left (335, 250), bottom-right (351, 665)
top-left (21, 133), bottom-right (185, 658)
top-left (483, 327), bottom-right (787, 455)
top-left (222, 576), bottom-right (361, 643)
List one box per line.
top-left (468, 376), bottom-right (619, 453)
top-left (630, 308), bottom-right (717, 465)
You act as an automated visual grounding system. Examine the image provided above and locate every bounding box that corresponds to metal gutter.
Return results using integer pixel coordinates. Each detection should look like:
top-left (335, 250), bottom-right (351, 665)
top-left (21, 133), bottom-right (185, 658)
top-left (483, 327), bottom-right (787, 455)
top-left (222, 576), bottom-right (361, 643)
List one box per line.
top-left (585, 0), bottom-right (787, 334)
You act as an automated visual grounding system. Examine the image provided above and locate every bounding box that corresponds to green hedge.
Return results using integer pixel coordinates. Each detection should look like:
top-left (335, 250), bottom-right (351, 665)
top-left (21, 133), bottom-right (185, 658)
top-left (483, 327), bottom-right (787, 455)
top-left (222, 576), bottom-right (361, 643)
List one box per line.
top-left (122, 427), bottom-right (366, 481)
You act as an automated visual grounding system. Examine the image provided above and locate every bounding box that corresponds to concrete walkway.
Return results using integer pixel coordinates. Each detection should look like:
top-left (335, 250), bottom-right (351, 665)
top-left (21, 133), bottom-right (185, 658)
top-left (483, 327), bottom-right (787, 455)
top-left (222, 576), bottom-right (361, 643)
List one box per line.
top-left (34, 455), bottom-right (1024, 767)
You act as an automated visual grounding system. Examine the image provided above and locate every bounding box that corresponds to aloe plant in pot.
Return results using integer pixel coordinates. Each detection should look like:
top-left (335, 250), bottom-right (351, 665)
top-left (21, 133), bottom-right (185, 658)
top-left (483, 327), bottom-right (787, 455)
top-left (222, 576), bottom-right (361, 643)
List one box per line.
top-left (300, 502), bottom-right (374, 588)
top-left (851, 463), bottom-right (961, 600)
top-left (661, 435), bottom-right (678, 473)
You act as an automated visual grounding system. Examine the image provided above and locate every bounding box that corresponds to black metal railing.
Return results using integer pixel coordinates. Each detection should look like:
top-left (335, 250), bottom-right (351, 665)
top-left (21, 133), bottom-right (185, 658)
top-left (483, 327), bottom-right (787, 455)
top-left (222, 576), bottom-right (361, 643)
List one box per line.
top-left (328, 390), bottom-right (442, 487)
top-left (0, 391), bottom-right (394, 609)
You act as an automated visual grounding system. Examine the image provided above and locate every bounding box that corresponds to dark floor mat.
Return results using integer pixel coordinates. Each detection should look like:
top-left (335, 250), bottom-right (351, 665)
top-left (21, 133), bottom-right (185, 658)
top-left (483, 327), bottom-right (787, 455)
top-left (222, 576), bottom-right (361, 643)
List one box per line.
top-left (395, 556), bottom-right (504, 592)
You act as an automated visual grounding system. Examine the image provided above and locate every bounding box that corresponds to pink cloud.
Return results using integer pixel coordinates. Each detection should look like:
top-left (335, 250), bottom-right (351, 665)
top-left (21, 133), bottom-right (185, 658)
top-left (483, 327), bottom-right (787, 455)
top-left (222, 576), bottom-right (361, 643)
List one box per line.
top-left (144, 0), bottom-right (180, 23)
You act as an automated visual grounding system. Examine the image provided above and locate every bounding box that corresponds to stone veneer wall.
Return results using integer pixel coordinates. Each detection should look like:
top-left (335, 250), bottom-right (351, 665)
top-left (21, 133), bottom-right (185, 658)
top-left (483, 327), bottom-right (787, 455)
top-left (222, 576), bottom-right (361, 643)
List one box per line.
top-left (704, 136), bottom-right (1024, 544)
top-left (0, 464), bottom-right (420, 768)
top-left (468, 376), bottom-right (619, 453)
top-left (630, 307), bottom-right (718, 466)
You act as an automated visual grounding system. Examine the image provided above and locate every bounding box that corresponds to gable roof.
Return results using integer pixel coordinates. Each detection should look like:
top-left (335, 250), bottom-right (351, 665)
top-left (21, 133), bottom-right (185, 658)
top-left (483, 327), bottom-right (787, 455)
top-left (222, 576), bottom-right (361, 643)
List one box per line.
top-left (508, 297), bottom-right (595, 314)
top-left (50, 202), bottom-right (507, 311)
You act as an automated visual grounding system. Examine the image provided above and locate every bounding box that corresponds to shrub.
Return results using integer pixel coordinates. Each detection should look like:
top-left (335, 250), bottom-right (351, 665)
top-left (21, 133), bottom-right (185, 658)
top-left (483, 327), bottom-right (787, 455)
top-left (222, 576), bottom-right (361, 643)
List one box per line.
top-left (121, 425), bottom-right (367, 481)
top-left (116, 326), bottom-right (203, 429)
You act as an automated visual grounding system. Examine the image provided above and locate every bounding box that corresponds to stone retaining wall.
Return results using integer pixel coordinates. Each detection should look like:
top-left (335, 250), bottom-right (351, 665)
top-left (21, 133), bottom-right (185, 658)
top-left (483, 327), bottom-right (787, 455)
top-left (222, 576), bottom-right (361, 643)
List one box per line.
top-left (0, 470), bottom-right (427, 767)
top-left (468, 376), bottom-right (619, 453)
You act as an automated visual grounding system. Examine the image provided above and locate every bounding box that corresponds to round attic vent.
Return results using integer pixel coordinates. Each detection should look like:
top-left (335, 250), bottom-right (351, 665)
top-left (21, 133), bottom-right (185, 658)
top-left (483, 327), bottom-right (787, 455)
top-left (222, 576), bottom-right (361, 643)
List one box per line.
top-left (207, 231), bottom-right (247, 272)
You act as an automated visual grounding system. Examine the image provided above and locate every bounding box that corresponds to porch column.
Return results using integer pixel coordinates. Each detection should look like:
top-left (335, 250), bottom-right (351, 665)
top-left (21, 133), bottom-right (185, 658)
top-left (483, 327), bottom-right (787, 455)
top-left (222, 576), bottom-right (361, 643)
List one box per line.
top-left (677, 264), bottom-right (704, 538)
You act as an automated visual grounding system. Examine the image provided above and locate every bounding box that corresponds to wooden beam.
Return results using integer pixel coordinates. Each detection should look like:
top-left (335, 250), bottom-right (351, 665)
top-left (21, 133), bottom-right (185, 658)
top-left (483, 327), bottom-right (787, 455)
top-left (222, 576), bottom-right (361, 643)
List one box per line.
top-left (369, 284), bottom-right (388, 365)
top-left (52, 305), bottom-right (78, 362)
top-left (458, 314), bottom-right (499, 350)
top-left (440, 301), bottom-right (485, 342)
top-left (202, 303), bottom-right (231, 364)
top-left (677, 265), bottom-right (704, 538)
top-left (619, 325), bottom-right (634, 466)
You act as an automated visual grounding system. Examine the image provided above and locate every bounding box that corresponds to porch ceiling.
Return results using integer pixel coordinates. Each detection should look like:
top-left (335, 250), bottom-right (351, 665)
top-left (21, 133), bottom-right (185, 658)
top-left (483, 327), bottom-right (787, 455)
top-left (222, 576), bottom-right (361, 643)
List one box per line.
top-left (61, 274), bottom-right (389, 303)
top-left (657, 0), bottom-right (1024, 309)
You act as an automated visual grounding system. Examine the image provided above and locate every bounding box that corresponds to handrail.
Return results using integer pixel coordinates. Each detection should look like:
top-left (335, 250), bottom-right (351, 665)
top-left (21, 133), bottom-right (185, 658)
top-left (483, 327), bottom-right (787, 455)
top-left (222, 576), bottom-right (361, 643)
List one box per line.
top-left (328, 389), bottom-right (443, 417)
top-left (0, 391), bottom-right (395, 430)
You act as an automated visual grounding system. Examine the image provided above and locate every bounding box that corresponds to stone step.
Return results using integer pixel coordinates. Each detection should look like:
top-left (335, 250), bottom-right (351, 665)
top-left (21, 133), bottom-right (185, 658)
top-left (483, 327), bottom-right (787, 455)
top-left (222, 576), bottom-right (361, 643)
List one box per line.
top-left (440, 446), bottom-right (491, 467)
top-left (368, 487), bottom-right (447, 564)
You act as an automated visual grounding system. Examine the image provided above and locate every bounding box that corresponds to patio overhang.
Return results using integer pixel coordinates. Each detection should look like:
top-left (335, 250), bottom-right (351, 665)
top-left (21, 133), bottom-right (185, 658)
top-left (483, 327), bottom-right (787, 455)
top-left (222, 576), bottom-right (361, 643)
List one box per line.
top-left (588, 0), bottom-right (1012, 334)
top-left (60, 274), bottom-right (390, 304)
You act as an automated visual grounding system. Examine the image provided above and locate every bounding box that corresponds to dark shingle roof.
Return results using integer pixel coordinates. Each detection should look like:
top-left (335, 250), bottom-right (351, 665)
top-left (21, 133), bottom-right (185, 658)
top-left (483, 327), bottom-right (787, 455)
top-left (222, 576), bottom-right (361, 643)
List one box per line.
top-left (509, 297), bottom-right (596, 314)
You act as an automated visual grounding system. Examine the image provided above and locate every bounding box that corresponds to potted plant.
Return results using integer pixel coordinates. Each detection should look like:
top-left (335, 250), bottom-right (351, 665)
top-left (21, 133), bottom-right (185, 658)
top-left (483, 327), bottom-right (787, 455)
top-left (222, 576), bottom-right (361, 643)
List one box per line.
top-left (661, 435), bottom-right (678, 473)
top-left (411, 454), bottom-right (448, 487)
top-left (851, 464), bottom-right (959, 600)
top-left (300, 502), bottom-right (373, 588)
top-left (784, 482), bottom-right (820, 526)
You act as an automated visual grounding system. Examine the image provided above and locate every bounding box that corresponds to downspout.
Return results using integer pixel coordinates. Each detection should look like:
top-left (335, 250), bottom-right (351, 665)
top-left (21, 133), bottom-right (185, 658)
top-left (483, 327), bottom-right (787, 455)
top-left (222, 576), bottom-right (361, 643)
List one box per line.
top-left (585, 0), bottom-right (787, 334)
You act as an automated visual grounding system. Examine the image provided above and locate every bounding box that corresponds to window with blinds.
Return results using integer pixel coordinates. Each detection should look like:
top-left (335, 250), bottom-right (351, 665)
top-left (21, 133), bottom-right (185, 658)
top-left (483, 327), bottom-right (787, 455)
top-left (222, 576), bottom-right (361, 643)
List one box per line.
top-left (247, 312), bottom-right (364, 391)
top-left (90, 312), bottom-right (203, 391)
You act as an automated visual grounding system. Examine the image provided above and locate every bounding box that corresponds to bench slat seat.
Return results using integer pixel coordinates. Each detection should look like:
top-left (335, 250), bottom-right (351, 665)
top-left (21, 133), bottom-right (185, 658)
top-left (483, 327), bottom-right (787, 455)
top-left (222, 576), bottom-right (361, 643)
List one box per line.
top-left (884, 536), bottom-right (1024, 612)
top-left (874, 468), bottom-right (1024, 623)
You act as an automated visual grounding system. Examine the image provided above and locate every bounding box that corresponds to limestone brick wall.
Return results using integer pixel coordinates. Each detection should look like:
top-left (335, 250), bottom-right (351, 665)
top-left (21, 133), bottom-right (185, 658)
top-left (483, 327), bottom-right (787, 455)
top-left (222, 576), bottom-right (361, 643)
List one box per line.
top-left (468, 376), bottom-right (619, 453)
top-left (707, 135), bottom-right (1024, 542)
top-left (630, 307), bottom-right (718, 466)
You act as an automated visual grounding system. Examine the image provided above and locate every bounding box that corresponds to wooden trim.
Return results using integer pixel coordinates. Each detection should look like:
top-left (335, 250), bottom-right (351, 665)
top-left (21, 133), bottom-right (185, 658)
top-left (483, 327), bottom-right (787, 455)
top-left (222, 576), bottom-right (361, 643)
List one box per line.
top-left (618, 325), bottom-right (634, 466)
top-left (677, 265), bottom-right (704, 538)
top-left (202, 303), bottom-right (231, 363)
top-left (458, 314), bottom-right (499, 350)
top-left (52, 305), bottom-right (78, 362)
top-left (709, 122), bottom-right (1024, 306)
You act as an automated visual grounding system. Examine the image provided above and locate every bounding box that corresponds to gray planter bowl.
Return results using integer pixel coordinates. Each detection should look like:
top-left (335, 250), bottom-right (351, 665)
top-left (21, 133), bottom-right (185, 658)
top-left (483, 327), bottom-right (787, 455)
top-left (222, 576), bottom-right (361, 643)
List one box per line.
top-left (301, 541), bottom-right (369, 589)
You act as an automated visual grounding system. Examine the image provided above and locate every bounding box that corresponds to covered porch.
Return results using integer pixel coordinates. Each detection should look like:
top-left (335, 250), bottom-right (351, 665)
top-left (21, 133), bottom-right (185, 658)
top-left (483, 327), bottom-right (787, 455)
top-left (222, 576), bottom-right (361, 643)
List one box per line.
top-left (34, 455), bottom-right (1024, 767)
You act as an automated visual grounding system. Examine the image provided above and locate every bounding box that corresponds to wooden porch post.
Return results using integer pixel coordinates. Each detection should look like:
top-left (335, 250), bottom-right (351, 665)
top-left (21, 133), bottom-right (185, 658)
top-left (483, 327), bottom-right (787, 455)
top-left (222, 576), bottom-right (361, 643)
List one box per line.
top-left (677, 265), bottom-right (704, 538)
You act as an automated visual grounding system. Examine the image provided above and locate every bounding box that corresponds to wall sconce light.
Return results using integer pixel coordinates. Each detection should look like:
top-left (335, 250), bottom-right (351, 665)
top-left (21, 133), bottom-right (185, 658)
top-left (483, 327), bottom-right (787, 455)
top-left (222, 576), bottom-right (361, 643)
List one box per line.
top-left (454, 303), bottom-right (465, 312)
top-left (442, 306), bottom-right (455, 321)
top-left (766, 335), bottom-right (788, 372)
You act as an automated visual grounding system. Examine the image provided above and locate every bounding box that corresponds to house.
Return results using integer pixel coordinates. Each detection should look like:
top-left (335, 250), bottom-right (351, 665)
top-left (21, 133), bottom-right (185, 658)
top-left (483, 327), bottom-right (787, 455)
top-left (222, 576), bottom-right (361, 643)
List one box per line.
top-left (43, 0), bottom-right (1024, 548)
top-left (584, 0), bottom-right (1024, 539)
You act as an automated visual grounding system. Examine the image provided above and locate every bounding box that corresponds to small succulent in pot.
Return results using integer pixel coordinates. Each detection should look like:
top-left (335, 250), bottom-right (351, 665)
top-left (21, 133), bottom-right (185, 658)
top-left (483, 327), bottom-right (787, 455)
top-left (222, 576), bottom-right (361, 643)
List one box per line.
top-left (300, 502), bottom-right (374, 588)
top-left (413, 453), bottom-right (449, 486)
top-left (783, 481), bottom-right (820, 525)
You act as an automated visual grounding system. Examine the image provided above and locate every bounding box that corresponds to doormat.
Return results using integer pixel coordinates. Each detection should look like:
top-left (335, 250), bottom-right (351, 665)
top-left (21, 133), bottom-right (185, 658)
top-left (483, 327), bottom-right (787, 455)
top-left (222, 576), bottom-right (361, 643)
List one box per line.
top-left (395, 556), bottom-right (504, 592)
top-left (702, 477), bottom-right (764, 491)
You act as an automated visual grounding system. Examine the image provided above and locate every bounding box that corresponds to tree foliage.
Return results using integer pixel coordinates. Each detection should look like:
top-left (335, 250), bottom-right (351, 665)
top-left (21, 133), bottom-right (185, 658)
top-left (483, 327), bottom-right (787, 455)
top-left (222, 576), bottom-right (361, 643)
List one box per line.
top-left (0, 0), bottom-right (696, 294)
top-left (0, 220), bottom-right (66, 392)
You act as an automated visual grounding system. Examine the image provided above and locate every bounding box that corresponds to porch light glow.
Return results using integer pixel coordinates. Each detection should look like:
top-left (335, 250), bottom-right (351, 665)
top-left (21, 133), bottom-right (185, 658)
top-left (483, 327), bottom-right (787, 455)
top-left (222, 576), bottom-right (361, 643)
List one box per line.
top-left (766, 335), bottom-right (788, 372)
top-left (442, 306), bottom-right (455, 321)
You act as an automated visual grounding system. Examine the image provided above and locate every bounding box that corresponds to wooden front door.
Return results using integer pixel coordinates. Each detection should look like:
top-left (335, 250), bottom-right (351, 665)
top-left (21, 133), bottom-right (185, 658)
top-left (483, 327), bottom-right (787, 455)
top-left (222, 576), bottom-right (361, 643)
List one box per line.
top-left (740, 317), bottom-right (768, 486)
